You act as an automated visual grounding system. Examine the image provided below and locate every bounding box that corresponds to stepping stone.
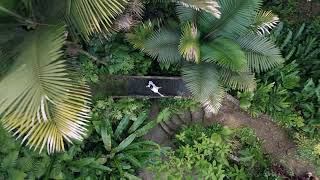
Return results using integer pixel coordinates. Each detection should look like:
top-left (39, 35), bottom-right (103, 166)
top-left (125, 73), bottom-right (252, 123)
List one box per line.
top-left (191, 108), bottom-right (204, 123)
top-left (203, 111), bottom-right (214, 126)
top-left (170, 114), bottom-right (185, 129)
top-left (177, 110), bottom-right (192, 124)
top-left (138, 169), bottom-right (154, 180)
top-left (160, 122), bottom-right (175, 136)
top-left (164, 115), bottom-right (182, 131)
top-left (143, 125), bottom-right (170, 144)
top-left (148, 103), bottom-right (160, 119)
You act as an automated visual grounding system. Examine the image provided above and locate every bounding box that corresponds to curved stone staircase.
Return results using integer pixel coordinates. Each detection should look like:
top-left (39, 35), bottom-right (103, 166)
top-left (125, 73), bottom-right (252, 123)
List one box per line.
top-left (142, 95), bottom-right (316, 178)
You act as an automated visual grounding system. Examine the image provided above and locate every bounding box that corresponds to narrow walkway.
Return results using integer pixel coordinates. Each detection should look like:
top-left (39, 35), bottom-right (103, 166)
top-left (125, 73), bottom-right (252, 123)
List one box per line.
top-left (93, 76), bottom-right (191, 98)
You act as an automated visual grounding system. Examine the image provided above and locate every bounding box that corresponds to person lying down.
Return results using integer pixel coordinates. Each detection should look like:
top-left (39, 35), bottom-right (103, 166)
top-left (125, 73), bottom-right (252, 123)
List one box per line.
top-left (146, 81), bottom-right (164, 97)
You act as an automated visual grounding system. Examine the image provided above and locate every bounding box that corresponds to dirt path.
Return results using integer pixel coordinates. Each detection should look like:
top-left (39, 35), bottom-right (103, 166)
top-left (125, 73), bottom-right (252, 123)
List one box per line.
top-left (143, 94), bottom-right (316, 176)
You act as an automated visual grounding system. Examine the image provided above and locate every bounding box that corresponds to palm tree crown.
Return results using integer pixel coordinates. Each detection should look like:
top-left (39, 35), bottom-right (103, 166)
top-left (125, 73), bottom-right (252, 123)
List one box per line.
top-left (127, 0), bottom-right (283, 113)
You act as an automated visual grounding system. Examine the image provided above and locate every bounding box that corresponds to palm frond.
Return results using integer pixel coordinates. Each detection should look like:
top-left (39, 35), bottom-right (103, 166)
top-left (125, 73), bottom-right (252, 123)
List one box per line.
top-left (177, 0), bottom-right (221, 18)
top-left (235, 34), bottom-right (284, 73)
top-left (144, 29), bottom-right (181, 64)
top-left (176, 4), bottom-right (199, 23)
top-left (126, 0), bottom-right (145, 19)
top-left (219, 69), bottom-right (256, 91)
top-left (113, 15), bottom-right (138, 31)
top-left (113, 0), bottom-right (145, 31)
top-left (201, 38), bottom-right (247, 71)
top-left (66, 0), bottom-right (128, 41)
top-left (126, 20), bottom-right (155, 50)
top-left (0, 27), bottom-right (25, 78)
top-left (179, 23), bottom-right (200, 63)
top-left (252, 10), bottom-right (279, 35)
top-left (0, 26), bottom-right (91, 153)
top-left (202, 0), bottom-right (262, 39)
top-left (183, 63), bottom-right (224, 113)
top-left (0, 1), bottom-right (18, 17)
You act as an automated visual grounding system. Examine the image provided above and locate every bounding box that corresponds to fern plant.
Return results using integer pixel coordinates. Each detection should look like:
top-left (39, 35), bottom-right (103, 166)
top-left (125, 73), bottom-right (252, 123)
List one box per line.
top-left (0, 0), bottom-right (128, 153)
top-left (127, 0), bottom-right (283, 113)
top-left (0, 126), bottom-right (51, 180)
top-left (150, 123), bottom-right (274, 179)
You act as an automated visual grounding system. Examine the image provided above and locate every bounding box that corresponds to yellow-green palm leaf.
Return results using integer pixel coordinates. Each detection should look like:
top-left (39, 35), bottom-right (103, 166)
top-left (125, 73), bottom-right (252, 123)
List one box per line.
top-left (0, 26), bottom-right (91, 153)
top-left (66, 0), bottom-right (128, 41)
top-left (179, 23), bottom-right (200, 63)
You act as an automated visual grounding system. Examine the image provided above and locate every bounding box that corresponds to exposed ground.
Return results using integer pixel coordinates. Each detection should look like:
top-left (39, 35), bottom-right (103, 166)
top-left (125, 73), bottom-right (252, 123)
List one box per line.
top-left (142, 94), bottom-right (316, 178)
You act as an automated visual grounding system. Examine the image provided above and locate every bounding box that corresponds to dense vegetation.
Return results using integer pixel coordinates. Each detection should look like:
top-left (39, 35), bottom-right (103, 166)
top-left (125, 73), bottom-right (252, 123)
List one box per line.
top-left (0, 0), bottom-right (319, 179)
top-left (238, 0), bottom-right (320, 173)
top-left (151, 124), bottom-right (277, 179)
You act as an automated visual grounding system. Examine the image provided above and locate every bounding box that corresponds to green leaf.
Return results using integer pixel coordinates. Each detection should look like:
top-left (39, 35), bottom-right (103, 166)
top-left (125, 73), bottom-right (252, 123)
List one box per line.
top-left (124, 172), bottom-right (142, 180)
top-left (144, 29), bottom-right (182, 64)
top-left (183, 63), bottom-right (225, 113)
top-left (156, 108), bottom-right (172, 123)
top-left (123, 153), bottom-right (142, 168)
top-left (114, 116), bottom-right (131, 139)
top-left (71, 158), bottom-right (95, 167)
top-left (0, 26), bottom-right (91, 153)
top-left (202, 0), bottom-right (262, 39)
top-left (179, 23), bottom-right (201, 63)
top-left (134, 121), bottom-right (158, 137)
top-left (235, 34), bottom-right (284, 73)
top-left (0, 0), bottom-right (19, 17)
top-left (126, 20), bottom-right (155, 50)
top-left (113, 134), bottom-right (136, 153)
top-left (1, 151), bottom-right (19, 169)
top-left (90, 162), bottom-right (112, 172)
top-left (252, 10), bottom-right (279, 35)
top-left (128, 112), bottom-right (148, 133)
top-left (219, 70), bottom-right (256, 91)
top-left (8, 169), bottom-right (27, 180)
top-left (66, 0), bottom-right (128, 41)
top-left (201, 38), bottom-right (247, 71)
top-left (101, 126), bottom-right (112, 151)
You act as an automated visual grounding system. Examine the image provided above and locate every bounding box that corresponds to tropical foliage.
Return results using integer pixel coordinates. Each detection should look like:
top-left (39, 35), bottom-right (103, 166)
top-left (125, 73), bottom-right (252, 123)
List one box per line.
top-left (0, 0), bottom-right (130, 153)
top-left (1, 0), bottom-right (319, 178)
top-left (127, 0), bottom-right (283, 113)
top-left (150, 123), bottom-right (278, 179)
top-left (238, 22), bottom-right (320, 172)
top-left (0, 98), bottom-right (166, 179)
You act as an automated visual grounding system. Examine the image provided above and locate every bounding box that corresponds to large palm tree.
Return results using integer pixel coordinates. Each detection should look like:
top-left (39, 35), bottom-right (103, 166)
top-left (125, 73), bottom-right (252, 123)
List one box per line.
top-left (0, 0), bottom-right (128, 153)
top-left (127, 0), bottom-right (283, 113)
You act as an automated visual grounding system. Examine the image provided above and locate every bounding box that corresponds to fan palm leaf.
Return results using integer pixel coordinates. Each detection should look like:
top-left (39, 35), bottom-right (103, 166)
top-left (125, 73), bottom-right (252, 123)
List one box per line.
top-left (219, 69), bottom-right (256, 91)
top-left (66, 0), bottom-right (128, 41)
top-left (0, 26), bottom-right (91, 153)
top-left (252, 10), bottom-right (279, 35)
top-left (235, 34), bottom-right (284, 73)
top-left (0, 27), bottom-right (25, 78)
top-left (202, 0), bottom-right (262, 39)
top-left (126, 21), bottom-right (155, 50)
top-left (144, 29), bottom-right (182, 64)
top-left (176, 4), bottom-right (199, 24)
top-left (183, 63), bottom-right (224, 113)
top-left (201, 38), bottom-right (247, 71)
